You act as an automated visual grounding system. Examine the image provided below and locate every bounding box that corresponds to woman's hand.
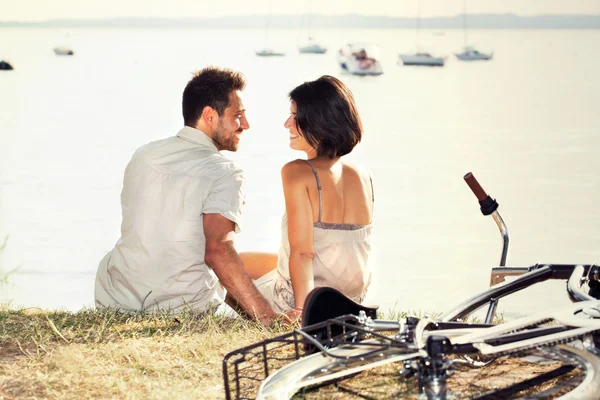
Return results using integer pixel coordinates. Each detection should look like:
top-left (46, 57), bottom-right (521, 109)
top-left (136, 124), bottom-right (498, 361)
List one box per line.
top-left (285, 307), bottom-right (303, 323)
top-left (273, 307), bottom-right (303, 328)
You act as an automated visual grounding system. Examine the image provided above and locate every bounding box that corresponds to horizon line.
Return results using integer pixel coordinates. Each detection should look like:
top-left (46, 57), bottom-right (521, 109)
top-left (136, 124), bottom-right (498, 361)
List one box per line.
top-left (2, 12), bottom-right (600, 24)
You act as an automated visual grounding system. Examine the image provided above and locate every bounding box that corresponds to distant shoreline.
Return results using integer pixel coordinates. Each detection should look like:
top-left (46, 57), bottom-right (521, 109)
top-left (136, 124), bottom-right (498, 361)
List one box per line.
top-left (1, 13), bottom-right (599, 29)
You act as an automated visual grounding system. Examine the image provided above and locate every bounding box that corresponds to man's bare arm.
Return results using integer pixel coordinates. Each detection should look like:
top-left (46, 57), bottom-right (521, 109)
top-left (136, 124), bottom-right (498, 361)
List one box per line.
top-left (203, 213), bottom-right (277, 325)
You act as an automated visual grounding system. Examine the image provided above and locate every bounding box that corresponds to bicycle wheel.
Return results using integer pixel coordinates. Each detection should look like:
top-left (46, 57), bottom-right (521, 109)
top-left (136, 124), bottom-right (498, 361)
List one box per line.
top-left (255, 301), bottom-right (600, 399)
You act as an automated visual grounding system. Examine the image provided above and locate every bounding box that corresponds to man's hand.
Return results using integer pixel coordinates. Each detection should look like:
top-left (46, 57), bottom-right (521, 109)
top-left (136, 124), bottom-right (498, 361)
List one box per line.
top-left (203, 213), bottom-right (277, 325)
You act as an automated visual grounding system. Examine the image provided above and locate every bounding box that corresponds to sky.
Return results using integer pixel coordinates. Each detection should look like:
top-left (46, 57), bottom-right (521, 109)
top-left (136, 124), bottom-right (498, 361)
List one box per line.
top-left (1, 0), bottom-right (600, 22)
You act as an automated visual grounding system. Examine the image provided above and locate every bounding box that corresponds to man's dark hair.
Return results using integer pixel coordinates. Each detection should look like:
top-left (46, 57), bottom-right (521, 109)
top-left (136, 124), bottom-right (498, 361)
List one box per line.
top-left (289, 75), bottom-right (363, 159)
top-left (182, 67), bottom-right (246, 127)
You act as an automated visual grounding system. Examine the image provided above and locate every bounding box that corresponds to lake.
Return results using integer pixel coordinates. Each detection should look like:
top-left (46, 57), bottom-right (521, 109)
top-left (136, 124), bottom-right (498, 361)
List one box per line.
top-left (1, 27), bottom-right (599, 318)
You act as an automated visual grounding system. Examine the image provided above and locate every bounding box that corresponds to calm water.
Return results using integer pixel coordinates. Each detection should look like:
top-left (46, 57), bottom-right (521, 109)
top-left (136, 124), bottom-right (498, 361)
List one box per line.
top-left (1, 27), bottom-right (599, 317)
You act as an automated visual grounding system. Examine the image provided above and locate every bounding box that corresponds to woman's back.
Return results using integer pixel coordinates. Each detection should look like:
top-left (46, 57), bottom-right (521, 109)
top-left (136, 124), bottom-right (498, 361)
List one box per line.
top-left (275, 157), bottom-right (373, 304)
top-left (300, 158), bottom-right (373, 226)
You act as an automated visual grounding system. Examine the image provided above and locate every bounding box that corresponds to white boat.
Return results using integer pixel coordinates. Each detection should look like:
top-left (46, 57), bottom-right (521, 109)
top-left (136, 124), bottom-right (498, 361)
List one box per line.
top-left (297, 6), bottom-right (326, 54)
top-left (399, 1), bottom-right (445, 67)
top-left (455, 0), bottom-right (493, 61)
top-left (399, 53), bottom-right (445, 67)
top-left (53, 47), bottom-right (74, 56)
top-left (455, 46), bottom-right (493, 61)
top-left (256, 0), bottom-right (284, 57)
top-left (298, 37), bottom-right (327, 54)
top-left (336, 44), bottom-right (383, 76)
top-left (255, 48), bottom-right (285, 57)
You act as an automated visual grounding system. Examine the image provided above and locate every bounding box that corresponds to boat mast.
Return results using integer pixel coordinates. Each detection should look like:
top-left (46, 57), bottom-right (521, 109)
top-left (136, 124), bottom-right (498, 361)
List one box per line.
top-left (416, 0), bottom-right (421, 51)
top-left (463, 0), bottom-right (468, 47)
top-left (307, 0), bottom-right (312, 39)
top-left (264, 0), bottom-right (272, 49)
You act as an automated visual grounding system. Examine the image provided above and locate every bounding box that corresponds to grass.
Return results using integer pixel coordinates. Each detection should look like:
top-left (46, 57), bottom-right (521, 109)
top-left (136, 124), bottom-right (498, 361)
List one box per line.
top-left (0, 306), bottom-right (288, 399)
top-left (0, 306), bottom-right (572, 399)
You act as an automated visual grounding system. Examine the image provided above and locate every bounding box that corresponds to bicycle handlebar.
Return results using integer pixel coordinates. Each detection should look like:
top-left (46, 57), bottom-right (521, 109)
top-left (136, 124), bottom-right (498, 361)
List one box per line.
top-left (464, 172), bottom-right (487, 202)
top-left (464, 172), bottom-right (499, 216)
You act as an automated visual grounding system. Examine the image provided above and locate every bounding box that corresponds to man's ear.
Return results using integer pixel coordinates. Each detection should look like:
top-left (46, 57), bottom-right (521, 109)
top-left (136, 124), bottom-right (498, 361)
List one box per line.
top-left (201, 106), bottom-right (216, 125)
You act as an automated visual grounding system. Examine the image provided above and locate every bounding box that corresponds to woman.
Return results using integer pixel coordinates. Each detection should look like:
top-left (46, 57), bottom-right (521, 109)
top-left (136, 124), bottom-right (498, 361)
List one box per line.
top-left (242, 75), bottom-right (374, 319)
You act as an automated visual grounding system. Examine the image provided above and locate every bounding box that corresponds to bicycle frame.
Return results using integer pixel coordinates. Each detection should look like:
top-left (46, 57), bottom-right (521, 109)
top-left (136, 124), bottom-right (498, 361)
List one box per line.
top-left (223, 173), bottom-right (600, 400)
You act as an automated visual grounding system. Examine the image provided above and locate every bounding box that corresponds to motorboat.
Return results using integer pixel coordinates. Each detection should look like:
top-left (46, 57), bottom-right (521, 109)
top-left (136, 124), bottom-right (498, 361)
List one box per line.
top-left (0, 60), bottom-right (13, 70)
top-left (455, 46), bottom-right (493, 61)
top-left (399, 53), bottom-right (445, 67)
top-left (298, 37), bottom-right (327, 54)
top-left (54, 47), bottom-right (74, 56)
top-left (255, 48), bottom-right (285, 57)
top-left (336, 44), bottom-right (383, 76)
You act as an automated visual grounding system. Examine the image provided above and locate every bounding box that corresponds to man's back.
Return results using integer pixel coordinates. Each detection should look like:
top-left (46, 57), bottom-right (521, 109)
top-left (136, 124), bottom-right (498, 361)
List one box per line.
top-left (95, 127), bottom-right (245, 312)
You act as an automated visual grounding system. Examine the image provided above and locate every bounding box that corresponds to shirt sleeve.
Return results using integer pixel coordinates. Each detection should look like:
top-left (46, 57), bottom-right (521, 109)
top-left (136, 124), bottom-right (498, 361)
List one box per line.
top-left (202, 167), bottom-right (245, 233)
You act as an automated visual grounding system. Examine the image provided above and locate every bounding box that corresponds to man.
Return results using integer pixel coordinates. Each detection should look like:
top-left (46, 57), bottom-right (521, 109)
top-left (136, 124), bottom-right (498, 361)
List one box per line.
top-left (95, 67), bottom-right (278, 325)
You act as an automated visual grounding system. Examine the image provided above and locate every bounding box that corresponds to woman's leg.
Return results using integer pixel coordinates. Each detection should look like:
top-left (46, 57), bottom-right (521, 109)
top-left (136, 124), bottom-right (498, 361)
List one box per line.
top-left (240, 252), bottom-right (278, 280)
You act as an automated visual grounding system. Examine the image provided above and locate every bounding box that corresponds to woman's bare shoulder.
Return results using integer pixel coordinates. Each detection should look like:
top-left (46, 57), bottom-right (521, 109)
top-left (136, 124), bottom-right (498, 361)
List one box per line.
top-left (281, 159), bottom-right (312, 176)
top-left (341, 159), bottom-right (372, 180)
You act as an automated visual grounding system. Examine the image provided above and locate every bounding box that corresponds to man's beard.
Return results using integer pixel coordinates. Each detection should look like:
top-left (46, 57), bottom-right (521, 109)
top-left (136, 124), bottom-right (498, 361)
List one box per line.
top-left (212, 121), bottom-right (239, 152)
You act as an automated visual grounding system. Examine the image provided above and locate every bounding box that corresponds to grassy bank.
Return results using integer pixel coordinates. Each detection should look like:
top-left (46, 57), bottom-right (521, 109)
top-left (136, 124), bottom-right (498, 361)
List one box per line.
top-left (0, 306), bottom-right (286, 399)
top-left (0, 306), bottom-right (573, 399)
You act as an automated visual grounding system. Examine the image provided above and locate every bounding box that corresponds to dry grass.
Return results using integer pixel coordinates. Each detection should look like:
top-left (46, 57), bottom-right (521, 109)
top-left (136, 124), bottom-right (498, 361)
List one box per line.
top-left (0, 306), bottom-right (577, 400)
top-left (0, 306), bottom-right (288, 399)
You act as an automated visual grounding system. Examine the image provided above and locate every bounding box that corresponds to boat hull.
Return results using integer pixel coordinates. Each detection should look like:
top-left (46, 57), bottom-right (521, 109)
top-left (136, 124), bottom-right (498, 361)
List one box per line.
top-left (337, 59), bottom-right (384, 75)
top-left (255, 51), bottom-right (285, 57)
top-left (455, 52), bottom-right (493, 61)
top-left (299, 43), bottom-right (327, 54)
top-left (399, 54), bottom-right (444, 66)
top-left (54, 48), bottom-right (74, 56)
top-left (0, 61), bottom-right (13, 70)
top-left (299, 47), bottom-right (327, 54)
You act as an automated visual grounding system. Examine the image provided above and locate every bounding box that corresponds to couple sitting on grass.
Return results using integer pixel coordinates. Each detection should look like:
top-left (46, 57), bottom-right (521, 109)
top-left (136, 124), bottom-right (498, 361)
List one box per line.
top-left (94, 67), bottom-right (374, 325)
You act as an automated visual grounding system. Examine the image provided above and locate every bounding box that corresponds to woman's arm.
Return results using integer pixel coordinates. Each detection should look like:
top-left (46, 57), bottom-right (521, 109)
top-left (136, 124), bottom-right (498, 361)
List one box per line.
top-left (281, 161), bottom-right (315, 309)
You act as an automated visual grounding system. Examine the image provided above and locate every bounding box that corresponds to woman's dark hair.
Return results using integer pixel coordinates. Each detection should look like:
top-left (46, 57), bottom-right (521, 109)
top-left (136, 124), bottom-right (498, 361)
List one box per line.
top-left (182, 66), bottom-right (246, 126)
top-left (289, 75), bottom-right (363, 158)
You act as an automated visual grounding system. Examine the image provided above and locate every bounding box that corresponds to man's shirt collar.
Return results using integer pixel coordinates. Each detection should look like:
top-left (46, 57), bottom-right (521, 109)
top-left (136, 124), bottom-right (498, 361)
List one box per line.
top-left (176, 126), bottom-right (218, 152)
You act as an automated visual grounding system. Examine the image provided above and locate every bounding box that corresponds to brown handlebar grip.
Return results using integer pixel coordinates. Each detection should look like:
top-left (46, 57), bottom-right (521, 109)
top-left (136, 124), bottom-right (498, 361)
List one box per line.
top-left (464, 172), bottom-right (488, 202)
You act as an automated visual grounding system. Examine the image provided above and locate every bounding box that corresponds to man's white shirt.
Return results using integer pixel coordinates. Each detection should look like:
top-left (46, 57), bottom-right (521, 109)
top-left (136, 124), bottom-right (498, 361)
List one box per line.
top-left (95, 126), bottom-right (245, 312)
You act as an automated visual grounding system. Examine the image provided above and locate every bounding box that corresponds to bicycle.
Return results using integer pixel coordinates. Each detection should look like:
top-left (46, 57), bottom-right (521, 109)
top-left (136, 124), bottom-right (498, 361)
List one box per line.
top-left (223, 173), bottom-right (600, 399)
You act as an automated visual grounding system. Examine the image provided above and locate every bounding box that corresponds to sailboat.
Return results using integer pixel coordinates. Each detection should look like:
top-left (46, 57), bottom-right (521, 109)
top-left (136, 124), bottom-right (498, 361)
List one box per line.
top-left (256, 0), bottom-right (285, 57)
top-left (299, 37), bottom-right (327, 54)
top-left (399, 1), bottom-right (445, 67)
top-left (298, 1), bottom-right (327, 54)
top-left (455, 0), bottom-right (493, 61)
top-left (53, 31), bottom-right (75, 56)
